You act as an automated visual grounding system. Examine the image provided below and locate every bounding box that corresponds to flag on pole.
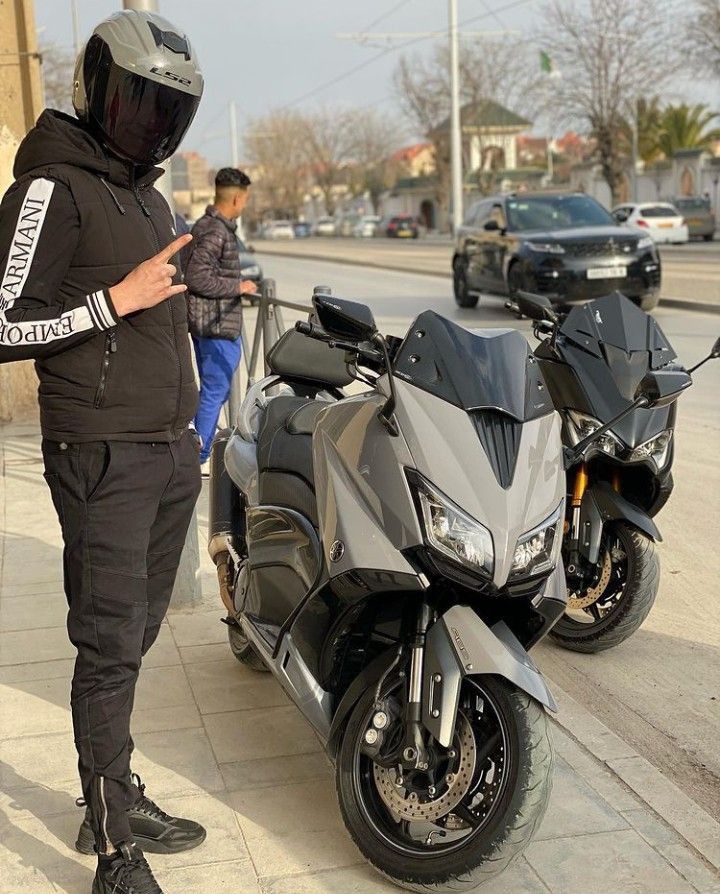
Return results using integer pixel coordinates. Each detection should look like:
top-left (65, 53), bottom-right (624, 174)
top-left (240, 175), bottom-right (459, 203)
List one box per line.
top-left (540, 50), bottom-right (553, 74)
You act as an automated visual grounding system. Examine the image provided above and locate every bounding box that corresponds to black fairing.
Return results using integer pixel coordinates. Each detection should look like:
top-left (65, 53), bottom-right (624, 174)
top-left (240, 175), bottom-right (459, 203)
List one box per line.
top-left (537, 293), bottom-right (678, 447)
top-left (393, 311), bottom-right (553, 421)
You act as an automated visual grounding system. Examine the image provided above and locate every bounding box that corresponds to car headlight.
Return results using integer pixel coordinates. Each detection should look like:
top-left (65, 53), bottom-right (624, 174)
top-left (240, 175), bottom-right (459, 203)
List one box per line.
top-left (510, 503), bottom-right (563, 579)
top-left (242, 265), bottom-right (261, 277)
top-left (637, 235), bottom-right (655, 250)
top-left (628, 429), bottom-right (672, 468)
top-left (527, 242), bottom-right (565, 254)
top-left (565, 410), bottom-right (622, 456)
top-left (414, 476), bottom-right (494, 578)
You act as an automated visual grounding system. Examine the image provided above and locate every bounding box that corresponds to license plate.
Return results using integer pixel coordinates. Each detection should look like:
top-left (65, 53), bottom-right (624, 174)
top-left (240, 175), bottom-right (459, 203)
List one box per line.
top-left (587, 266), bottom-right (627, 280)
top-left (658, 222), bottom-right (673, 228)
top-left (398, 231), bottom-right (412, 237)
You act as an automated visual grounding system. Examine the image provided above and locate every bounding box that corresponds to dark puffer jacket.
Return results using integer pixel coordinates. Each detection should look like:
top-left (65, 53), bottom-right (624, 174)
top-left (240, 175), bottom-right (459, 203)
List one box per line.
top-left (0, 110), bottom-right (197, 442)
top-left (185, 206), bottom-right (243, 340)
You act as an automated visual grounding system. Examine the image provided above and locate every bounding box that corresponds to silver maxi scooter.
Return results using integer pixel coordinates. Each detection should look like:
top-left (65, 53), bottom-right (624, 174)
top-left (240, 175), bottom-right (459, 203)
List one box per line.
top-left (208, 288), bottom-right (567, 891)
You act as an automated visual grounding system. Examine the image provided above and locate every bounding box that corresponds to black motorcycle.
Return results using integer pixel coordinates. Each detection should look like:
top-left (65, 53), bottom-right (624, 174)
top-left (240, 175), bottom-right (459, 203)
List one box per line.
top-left (513, 290), bottom-right (719, 652)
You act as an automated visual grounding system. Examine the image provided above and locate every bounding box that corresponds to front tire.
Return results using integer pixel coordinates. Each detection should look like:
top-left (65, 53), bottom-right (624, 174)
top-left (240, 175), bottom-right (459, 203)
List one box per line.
top-left (336, 676), bottom-right (553, 892)
top-left (453, 258), bottom-right (479, 308)
top-left (637, 292), bottom-right (660, 311)
top-left (551, 523), bottom-right (659, 653)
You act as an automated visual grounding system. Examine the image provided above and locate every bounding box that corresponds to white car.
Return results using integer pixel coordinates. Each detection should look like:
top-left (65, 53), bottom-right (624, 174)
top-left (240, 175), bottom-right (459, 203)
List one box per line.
top-left (612, 203), bottom-right (689, 244)
top-left (264, 220), bottom-right (295, 240)
top-left (314, 217), bottom-right (337, 237)
top-left (353, 215), bottom-right (381, 238)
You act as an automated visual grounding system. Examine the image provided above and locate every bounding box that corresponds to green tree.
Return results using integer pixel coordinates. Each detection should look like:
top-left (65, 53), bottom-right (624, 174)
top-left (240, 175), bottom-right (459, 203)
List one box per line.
top-left (655, 104), bottom-right (720, 157)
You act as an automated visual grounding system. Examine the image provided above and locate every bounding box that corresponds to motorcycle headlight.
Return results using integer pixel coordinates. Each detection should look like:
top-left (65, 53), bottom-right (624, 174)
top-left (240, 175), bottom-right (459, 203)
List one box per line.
top-left (628, 429), bottom-right (672, 468)
top-left (415, 477), bottom-right (494, 578)
top-left (637, 235), bottom-right (654, 250)
top-left (565, 410), bottom-right (622, 457)
top-left (510, 504), bottom-right (564, 579)
top-left (527, 241), bottom-right (566, 254)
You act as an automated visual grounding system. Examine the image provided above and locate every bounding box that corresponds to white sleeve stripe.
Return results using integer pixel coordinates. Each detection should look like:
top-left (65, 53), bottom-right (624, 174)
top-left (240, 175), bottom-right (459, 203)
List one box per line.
top-left (85, 293), bottom-right (102, 329)
top-left (0, 178), bottom-right (56, 312)
top-left (0, 305), bottom-right (94, 347)
top-left (93, 291), bottom-right (115, 328)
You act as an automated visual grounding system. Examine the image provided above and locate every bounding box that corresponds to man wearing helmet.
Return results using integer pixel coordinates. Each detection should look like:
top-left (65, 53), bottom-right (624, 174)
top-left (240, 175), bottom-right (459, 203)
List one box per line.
top-left (0, 11), bottom-right (207, 893)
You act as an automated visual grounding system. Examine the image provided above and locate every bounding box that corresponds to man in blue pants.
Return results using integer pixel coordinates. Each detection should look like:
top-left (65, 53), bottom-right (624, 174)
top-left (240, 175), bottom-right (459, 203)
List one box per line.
top-left (185, 168), bottom-right (256, 468)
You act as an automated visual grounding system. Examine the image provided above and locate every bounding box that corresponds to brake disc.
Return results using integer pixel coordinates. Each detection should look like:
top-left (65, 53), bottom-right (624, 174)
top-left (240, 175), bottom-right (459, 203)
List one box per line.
top-left (567, 549), bottom-right (612, 610)
top-left (373, 712), bottom-right (476, 823)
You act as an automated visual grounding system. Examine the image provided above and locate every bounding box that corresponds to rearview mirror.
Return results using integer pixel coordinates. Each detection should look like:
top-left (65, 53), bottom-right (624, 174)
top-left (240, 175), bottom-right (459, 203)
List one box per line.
top-left (636, 369), bottom-right (692, 407)
top-left (516, 290), bottom-right (558, 324)
top-left (614, 210), bottom-right (629, 223)
top-left (314, 294), bottom-right (377, 342)
top-left (483, 219), bottom-right (500, 231)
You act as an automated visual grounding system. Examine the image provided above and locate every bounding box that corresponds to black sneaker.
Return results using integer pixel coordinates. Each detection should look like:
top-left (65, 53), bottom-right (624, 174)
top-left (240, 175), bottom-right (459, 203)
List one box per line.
top-left (92, 843), bottom-right (163, 894)
top-left (76, 774), bottom-right (207, 856)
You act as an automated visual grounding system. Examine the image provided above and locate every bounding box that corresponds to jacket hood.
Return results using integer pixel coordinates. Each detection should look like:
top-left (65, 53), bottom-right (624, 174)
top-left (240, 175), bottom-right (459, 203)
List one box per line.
top-left (13, 110), bottom-right (162, 189)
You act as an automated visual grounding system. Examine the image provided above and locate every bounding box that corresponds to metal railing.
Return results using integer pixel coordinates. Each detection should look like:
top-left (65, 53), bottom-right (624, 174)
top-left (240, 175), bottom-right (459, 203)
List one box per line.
top-left (226, 278), bottom-right (313, 425)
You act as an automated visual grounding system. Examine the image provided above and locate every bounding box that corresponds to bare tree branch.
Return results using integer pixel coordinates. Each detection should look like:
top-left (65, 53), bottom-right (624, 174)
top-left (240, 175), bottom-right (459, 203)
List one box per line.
top-left (40, 44), bottom-right (75, 115)
top-left (685, 0), bottom-right (720, 77)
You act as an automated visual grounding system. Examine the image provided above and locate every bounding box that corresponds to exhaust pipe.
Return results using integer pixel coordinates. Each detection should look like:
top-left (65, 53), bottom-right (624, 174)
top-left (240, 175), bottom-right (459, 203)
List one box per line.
top-left (208, 429), bottom-right (244, 616)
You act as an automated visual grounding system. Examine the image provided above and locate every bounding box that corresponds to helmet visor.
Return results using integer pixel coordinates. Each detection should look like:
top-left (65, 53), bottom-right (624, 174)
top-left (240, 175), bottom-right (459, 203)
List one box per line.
top-left (86, 43), bottom-right (200, 165)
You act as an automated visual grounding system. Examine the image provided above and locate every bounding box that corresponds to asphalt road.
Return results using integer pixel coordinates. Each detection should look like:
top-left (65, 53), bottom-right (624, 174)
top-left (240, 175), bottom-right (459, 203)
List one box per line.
top-left (256, 237), bottom-right (720, 309)
top-left (257, 251), bottom-right (720, 820)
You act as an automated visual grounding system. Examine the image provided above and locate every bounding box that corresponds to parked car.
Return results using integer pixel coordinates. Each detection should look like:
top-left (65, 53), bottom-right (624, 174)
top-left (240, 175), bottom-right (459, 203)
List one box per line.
top-left (314, 216), bottom-right (337, 237)
top-left (263, 220), bottom-right (295, 240)
top-left (453, 191), bottom-right (662, 311)
top-left (612, 202), bottom-right (689, 244)
top-left (293, 221), bottom-right (312, 238)
top-left (338, 215), bottom-right (360, 237)
top-left (384, 214), bottom-right (419, 238)
top-left (237, 236), bottom-right (262, 285)
top-left (352, 215), bottom-right (381, 238)
top-left (671, 196), bottom-right (715, 241)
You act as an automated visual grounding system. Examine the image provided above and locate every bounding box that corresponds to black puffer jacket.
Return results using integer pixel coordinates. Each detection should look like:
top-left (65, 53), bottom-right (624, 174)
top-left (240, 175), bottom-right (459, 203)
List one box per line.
top-left (185, 205), bottom-right (243, 340)
top-left (0, 110), bottom-right (197, 442)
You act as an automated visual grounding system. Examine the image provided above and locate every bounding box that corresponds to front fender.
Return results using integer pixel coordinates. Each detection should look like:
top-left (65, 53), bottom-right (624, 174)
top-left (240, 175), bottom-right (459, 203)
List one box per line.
top-left (422, 605), bottom-right (556, 747)
top-left (579, 482), bottom-right (662, 564)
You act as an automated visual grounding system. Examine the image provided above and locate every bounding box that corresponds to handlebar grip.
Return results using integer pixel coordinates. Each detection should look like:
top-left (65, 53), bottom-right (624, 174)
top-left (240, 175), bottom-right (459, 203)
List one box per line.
top-left (295, 320), bottom-right (313, 336)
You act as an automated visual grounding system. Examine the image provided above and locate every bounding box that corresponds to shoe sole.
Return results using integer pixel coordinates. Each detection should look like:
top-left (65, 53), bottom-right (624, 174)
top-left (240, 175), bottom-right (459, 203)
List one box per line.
top-left (77, 827), bottom-right (207, 856)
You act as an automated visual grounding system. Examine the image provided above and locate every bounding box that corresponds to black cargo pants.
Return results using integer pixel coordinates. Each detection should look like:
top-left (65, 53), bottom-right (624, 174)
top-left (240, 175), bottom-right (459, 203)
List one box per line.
top-left (41, 431), bottom-right (202, 851)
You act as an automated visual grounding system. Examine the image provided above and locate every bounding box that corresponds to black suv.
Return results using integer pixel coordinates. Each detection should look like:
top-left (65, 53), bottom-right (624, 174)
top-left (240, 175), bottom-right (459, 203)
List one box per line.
top-left (453, 192), bottom-right (661, 311)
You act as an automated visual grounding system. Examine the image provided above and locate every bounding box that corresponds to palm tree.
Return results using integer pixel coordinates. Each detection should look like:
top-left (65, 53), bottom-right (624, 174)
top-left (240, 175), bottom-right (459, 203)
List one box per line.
top-left (620, 97), bottom-right (664, 165)
top-left (655, 104), bottom-right (720, 157)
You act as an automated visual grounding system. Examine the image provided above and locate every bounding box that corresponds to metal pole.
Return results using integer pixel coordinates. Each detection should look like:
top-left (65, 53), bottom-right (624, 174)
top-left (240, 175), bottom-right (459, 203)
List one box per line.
top-left (631, 98), bottom-right (639, 203)
top-left (229, 100), bottom-right (239, 168)
top-left (71, 0), bottom-right (81, 55)
top-left (449, 0), bottom-right (463, 233)
top-left (122, 0), bottom-right (202, 608)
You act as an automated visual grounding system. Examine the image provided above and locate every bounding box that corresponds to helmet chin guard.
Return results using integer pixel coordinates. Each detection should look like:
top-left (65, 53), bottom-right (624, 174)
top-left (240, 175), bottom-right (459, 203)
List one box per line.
top-left (72, 9), bottom-right (203, 166)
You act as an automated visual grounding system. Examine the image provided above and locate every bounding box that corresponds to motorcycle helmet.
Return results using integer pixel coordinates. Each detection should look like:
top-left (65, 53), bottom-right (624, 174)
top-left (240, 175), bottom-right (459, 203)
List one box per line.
top-left (73, 10), bottom-right (203, 166)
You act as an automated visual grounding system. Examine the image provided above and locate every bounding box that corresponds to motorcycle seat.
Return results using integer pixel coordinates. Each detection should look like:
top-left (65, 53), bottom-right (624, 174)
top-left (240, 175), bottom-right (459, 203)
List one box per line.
top-left (256, 395), bottom-right (324, 527)
top-left (266, 329), bottom-right (355, 390)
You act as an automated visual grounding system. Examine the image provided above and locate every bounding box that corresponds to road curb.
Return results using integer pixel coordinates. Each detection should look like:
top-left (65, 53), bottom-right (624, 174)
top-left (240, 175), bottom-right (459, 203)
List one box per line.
top-left (548, 678), bottom-right (720, 872)
top-left (257, 248), bottom-right (720, 314)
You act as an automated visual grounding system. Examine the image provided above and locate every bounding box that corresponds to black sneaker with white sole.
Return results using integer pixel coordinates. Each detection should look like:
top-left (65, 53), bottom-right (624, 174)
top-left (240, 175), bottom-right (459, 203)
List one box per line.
top-left (77, 774), bottom-right (207, 856)
top-left (92, 842), bottom-right (164, 894)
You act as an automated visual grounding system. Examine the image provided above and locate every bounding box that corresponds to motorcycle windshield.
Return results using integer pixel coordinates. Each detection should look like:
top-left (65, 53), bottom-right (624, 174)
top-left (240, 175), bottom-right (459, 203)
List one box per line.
top-left (553, 292), bottom-right (678, 445)
top-left (393, 311), bottom-right (554, 421)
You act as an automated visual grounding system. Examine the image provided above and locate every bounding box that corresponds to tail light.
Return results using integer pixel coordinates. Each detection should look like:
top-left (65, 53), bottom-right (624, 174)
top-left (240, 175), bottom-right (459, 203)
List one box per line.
top-left (636, 219), bottom-right (648, 227)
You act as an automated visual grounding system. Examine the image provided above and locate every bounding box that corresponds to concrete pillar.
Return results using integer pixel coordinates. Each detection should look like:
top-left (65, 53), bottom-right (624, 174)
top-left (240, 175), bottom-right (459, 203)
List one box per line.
top-left (0, 0), bottom-right (43, 423)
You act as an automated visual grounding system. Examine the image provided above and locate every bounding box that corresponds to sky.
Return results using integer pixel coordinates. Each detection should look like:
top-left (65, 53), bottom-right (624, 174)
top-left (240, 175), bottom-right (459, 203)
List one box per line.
top-left (35, 0), bottom-right (716, 166)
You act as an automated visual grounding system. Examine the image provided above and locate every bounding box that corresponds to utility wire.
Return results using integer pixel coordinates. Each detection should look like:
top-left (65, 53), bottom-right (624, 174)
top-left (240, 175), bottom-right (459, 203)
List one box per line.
top-left (361, 0), bottom-right (417, 33)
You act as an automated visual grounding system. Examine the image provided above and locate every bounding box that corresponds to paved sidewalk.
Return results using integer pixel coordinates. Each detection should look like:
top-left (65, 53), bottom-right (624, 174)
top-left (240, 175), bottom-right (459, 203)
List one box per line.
top-left (1, 421), bottom-right (719, 893)
top-left (255, 238), bottom-right (720, 313)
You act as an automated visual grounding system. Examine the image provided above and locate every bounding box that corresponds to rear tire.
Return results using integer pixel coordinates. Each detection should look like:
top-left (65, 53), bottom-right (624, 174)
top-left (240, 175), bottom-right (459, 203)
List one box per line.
top-left (336, 676), bottom-right (553, 892)
top-left (228, 621), bottom-right (269, 671)
top-left (637, 292), bottom-right (660, 311)
top-left (703, 233), bottom-right (713, 242)
top-left (453, 258), bottom-right (479, 308)
top-left (551, 524), bottom-right (659, 653)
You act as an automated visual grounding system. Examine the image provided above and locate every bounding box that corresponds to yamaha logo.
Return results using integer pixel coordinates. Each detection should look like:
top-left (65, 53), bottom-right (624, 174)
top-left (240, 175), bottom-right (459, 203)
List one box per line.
top-left (329, 540), bottom-right (345, 562)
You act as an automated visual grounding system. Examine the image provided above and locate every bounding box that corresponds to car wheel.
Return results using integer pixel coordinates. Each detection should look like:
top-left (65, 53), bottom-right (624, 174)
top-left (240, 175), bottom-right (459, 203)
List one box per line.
top-left (636, 293), bottom-right (660, 311)
top-left (507, 262), bottom-right (535, 299)
top-left (453, 257), bottom-right (479, 308)
top-left (704, 234), bottom-right (714, 242)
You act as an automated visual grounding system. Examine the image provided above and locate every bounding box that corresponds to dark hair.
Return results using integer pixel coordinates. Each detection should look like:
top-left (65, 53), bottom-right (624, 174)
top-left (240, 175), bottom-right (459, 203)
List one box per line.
top-left (215, 167), bottom-right (251, 189)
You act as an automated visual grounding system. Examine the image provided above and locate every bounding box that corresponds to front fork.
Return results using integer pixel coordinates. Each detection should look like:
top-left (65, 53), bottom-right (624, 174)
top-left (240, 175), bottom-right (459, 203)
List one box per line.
top-left (567, 463), bottom-right (621, 575)
top-left (402, 601), bottom-right (433, 771)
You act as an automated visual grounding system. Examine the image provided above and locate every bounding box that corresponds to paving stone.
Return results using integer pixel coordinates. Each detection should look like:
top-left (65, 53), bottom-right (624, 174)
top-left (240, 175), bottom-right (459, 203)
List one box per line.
top-left (0, 626), bottom-right (74, 666)
top-left (168, 609), bottom-right (227, 647)
top-left (552, 691), bottom-right (636, 762)
top-left (131, 703), bottom-right (203, 735)
top-left (0, 678), bottom-right (71, 738)
top-left (140, 622), bottom-right (183, 668)
top-left (0, 658), bottom-right (74, 684)
top-left (230, 777), bottom-right (341, 840)
top-left (155, 860), bottom-right (261, 893)
top-left (203, 706), bottom-right (321, 764)
top-left (220, 751), bottom-right (330, 792)
top-left (244, 827), bottom-right (361, 878)
top-left (0, 732), bottom-right (77, 790)
top-left (180, 642), bottom-right (233, 664)
top-left (0, 592), bottom-right (68, 632)
top-left (128, 727), bottom-right (226, 797)
top-left (134, 665), bottom-right (196, 711)
top-left (536, 756), bottom-right (629, 840)
top-left (526, 828), bottom-right (695, 893)
top-left (185, 659), bottom-right (289, 715)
